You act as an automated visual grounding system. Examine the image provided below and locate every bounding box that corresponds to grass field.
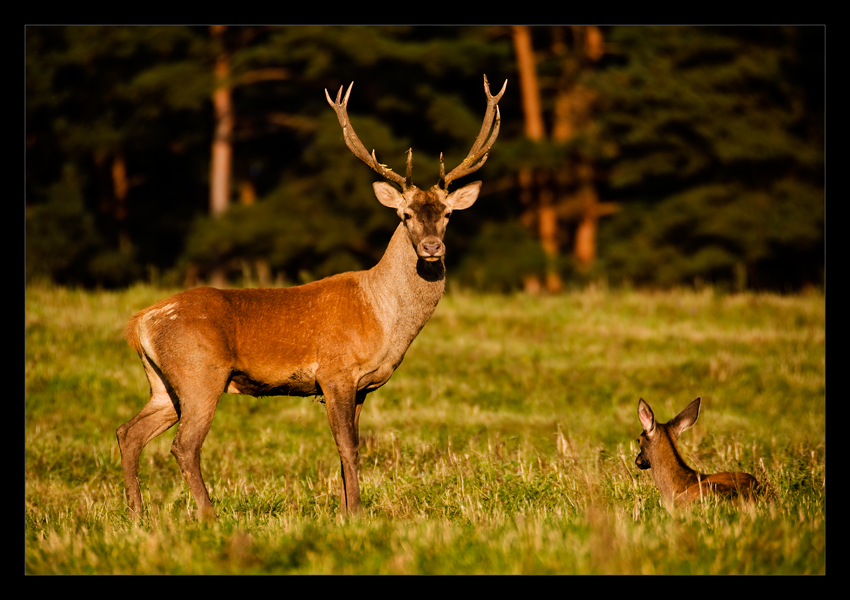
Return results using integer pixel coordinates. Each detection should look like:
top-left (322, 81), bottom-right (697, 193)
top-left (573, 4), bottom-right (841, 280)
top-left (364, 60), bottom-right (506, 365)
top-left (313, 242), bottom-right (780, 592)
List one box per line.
top-left (25, 283), bottom-right (825, 574)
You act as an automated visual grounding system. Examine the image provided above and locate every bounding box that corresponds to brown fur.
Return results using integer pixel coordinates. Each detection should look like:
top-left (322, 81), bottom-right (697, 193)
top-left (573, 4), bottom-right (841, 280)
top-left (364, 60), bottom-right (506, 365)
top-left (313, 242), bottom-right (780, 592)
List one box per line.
top-left (116, 77), bottom-right (506, 520)
top-left (635, 397), bottom-right (759, 509)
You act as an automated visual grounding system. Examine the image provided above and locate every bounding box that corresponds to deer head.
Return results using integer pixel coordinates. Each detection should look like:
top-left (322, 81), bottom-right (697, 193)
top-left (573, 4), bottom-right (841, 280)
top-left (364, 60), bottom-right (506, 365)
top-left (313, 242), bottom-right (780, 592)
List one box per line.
top-left (325, 75), bottom-right (506, 261)
top-left (635, 397), bottom-right (701, 472)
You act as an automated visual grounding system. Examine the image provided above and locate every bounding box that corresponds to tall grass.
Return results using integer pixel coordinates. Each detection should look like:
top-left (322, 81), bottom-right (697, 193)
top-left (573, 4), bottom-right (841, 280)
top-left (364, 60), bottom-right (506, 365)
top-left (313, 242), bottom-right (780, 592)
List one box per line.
top-left (25, 283), bottom-right (825, 574)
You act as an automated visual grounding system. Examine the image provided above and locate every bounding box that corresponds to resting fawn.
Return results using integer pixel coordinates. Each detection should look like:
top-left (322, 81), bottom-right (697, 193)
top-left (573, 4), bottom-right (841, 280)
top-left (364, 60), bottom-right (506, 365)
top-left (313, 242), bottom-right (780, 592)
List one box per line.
top-left (635, 397), bottom-right (758, 509)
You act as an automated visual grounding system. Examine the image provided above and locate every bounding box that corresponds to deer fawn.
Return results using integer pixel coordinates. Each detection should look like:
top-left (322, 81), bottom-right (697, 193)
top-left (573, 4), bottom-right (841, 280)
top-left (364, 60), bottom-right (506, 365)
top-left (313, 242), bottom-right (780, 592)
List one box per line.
top-left (635, 397), bottom-right (759, 509)
top-left (117, 75), bottom-right (507, 519)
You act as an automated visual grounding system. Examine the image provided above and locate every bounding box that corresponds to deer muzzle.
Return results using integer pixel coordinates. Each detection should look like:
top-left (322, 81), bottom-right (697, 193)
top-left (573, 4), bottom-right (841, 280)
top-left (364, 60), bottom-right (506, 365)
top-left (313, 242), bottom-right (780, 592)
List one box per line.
top-left (420, 239), bottom-right (444, 261)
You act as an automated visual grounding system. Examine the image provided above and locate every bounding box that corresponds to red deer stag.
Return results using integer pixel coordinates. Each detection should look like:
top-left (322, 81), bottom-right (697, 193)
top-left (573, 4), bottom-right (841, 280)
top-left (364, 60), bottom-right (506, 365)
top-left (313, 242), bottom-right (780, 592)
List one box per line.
top-left (117, 75), bottom-right (507, 519)
top-left (635, 397), bottom-right (759, 510)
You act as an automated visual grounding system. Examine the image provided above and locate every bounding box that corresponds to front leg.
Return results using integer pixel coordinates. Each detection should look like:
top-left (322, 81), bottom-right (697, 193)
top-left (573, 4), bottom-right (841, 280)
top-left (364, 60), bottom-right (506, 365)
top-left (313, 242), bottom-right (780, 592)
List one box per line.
top-left (321, 379), bottom-right (364, 515)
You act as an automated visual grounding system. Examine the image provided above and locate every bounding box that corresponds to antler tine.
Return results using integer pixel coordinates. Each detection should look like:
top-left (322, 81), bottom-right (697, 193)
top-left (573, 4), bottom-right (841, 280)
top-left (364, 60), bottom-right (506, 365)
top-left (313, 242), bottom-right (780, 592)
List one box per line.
top-left (441, 75), bottom-right (507, 189)
top-left (325, 82), bottom-right (408, 189)
top-left (470, 75), bottom-right (507, 157)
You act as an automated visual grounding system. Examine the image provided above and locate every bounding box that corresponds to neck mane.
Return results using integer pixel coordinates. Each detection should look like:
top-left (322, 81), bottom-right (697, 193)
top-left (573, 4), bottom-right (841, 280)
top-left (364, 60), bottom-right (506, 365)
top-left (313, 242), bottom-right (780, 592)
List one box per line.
top-left (364, 223), bottom-right (446, 349)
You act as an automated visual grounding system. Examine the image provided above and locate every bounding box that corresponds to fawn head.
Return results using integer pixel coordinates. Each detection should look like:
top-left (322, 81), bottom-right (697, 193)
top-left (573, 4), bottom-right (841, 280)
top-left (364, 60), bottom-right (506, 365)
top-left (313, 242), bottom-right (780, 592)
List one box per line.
top-left (635, 397), bottom-right (701, 471)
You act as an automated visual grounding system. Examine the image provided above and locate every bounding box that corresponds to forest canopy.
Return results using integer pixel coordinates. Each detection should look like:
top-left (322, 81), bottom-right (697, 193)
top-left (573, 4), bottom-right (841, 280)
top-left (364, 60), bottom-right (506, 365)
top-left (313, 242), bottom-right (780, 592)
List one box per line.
top-left (25, 25), bottom-right (824, 292)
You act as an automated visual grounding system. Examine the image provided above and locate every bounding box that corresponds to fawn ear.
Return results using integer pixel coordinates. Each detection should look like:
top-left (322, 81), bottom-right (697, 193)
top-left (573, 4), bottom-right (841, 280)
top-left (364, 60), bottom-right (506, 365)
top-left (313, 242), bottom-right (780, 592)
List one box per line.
top-left (638, 398), bottom-right (655, 434)
top-left (670, 397), bottom-right (701, 437)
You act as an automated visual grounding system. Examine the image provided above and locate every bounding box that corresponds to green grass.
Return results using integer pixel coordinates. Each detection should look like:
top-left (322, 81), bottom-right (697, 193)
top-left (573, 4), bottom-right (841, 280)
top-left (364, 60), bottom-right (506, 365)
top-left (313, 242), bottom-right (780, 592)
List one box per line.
top-left (25, 283), bottom-right (825, 574)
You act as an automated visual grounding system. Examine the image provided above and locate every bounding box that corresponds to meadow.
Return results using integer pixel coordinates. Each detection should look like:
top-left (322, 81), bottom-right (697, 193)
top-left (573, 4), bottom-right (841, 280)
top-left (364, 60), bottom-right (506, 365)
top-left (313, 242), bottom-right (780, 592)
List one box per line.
top-left (25, 283), bottom-right (825, 574)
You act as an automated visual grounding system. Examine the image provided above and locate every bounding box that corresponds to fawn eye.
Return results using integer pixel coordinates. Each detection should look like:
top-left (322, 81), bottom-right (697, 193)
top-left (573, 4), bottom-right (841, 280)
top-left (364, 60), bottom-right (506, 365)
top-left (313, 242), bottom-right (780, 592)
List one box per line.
top-left (402, 212), bottom-right (412, 222)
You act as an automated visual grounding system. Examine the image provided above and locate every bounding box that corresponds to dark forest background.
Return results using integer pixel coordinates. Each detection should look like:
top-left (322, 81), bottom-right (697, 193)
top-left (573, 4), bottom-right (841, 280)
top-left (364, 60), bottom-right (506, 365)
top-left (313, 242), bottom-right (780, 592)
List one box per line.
top-left (25, 26), bottom-right (824, 293)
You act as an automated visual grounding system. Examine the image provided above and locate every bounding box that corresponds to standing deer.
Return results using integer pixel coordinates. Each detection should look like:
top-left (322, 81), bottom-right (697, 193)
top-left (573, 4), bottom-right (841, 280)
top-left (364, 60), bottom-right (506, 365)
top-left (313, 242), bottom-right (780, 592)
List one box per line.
top-left (635, 397), bottom-right (759, 509)
top-left (116, 75), bottom-right (507, 519)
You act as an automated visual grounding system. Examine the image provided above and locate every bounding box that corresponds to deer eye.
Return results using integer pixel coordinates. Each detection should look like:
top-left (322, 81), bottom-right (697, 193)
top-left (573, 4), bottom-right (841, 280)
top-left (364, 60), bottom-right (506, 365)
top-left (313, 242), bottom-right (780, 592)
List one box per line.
top-left (402, 212), bottom-right (412, 222)
top-left (445, 211), bottom-right (452, 219)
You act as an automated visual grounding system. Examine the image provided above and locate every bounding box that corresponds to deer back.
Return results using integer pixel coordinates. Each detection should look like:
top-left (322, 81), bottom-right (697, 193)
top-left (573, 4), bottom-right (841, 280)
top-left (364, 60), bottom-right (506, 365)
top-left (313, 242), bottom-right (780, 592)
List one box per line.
top-left (126, 275), bottom-right (388, 397)
top-left (676, 471), bottom-right (760, 506)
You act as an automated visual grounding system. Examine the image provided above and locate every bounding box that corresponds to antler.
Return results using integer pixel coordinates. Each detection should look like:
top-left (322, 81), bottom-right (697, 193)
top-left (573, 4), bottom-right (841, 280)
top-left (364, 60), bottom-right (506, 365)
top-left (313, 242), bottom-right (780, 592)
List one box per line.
top-left (439, 74), bottom-right (507, 190)
top-left (325, 82), bottom-right (412, 190)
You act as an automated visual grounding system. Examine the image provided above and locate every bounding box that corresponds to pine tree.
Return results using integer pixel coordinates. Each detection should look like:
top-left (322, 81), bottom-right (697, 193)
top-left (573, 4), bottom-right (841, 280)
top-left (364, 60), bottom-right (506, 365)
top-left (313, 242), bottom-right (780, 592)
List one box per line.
top-left (26, 26), bottom-right (212, 286)
top-left (589, 26), bottom-right (823, 290)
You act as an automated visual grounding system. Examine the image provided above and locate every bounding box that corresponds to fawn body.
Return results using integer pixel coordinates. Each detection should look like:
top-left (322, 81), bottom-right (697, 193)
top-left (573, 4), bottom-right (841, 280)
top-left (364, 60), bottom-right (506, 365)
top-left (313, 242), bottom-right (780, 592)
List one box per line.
top-left (635, 397), bottom-right (758, 509)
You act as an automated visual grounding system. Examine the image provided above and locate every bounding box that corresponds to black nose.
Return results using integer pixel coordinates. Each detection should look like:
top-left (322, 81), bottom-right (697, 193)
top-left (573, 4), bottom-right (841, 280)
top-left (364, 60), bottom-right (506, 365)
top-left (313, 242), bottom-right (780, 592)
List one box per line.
top-left (635, 455), bottom-right (650, 470)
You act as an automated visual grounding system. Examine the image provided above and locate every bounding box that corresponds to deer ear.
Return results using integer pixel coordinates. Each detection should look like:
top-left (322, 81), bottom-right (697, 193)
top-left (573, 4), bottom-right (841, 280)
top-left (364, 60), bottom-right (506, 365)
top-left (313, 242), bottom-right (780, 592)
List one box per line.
top-left (638, 398), bottom-right (655, 434)
top-left (670, 397), bottom-right (701, 436)
top-left (373, 182), bottom-right (404, 209)
top-left (446, 181), bottom-right (482, 210)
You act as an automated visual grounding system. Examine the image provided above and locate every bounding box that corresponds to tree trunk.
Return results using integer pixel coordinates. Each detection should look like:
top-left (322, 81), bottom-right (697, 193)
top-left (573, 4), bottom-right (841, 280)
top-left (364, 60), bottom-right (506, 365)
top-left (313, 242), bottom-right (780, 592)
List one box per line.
top-left (110, 152), bottom-right (131, 255)
top-left (210, 25), bottom-right (233, 218)
top-left (512, 26), bottom-right (545, 143)
top-left (549, 26), bottom-right (616, 272)
top-left (512, 25), bottom-right (562, 293)
top-left (209, 25), bottom-right (233, 287)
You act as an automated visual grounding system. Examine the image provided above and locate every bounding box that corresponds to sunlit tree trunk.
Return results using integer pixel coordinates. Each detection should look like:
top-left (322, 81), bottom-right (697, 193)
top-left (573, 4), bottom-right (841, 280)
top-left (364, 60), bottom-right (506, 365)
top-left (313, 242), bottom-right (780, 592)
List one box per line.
top-left (210, 25), bottom-right (233, 218)
top-left (209, 25), bottom-right (233, 287)
top-left (512, 26), bottom-right (545, 143)
top-left (513, 25), bottom-right (616, 286)
top-left (512, 25), bottom-right (562, 293)
top-left (555, 27), bottom-right (614, 271)
top-left (205, 28), bottom-right (291, 289)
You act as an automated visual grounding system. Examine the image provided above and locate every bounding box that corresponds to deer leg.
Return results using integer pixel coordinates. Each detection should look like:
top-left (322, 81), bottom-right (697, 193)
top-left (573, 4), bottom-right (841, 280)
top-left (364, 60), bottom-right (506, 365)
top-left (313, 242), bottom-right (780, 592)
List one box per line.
top-left (323, 380), bottom-right (363, 515)
top-left (168, 386), bottom-right (223, 520)
top-left (354, 394), bottom-right (365, 471)
top-left (116, 357), bottom-right (179, 519)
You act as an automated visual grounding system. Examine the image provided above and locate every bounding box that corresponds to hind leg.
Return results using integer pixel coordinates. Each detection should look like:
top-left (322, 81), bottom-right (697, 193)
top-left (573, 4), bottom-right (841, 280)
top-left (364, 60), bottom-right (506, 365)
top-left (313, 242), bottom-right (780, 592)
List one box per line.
top-left (116, 356), bottom-right (179, 519)
top-left (169, 387), bottom-right (223, 520)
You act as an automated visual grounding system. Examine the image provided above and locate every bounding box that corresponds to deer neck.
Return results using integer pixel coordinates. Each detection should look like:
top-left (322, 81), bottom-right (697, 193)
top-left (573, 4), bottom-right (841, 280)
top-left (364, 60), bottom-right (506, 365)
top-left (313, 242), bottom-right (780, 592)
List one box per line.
top-left (364, 223), bottom-right (446, 348)
top-left (650, 429), bottom-right (701, 507)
